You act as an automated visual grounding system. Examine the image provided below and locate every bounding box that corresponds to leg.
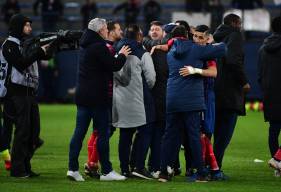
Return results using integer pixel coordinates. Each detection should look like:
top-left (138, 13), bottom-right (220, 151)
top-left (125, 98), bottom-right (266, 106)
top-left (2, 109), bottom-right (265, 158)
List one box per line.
top-left (68, 106), bottom-right (92, 171)
top-left (119, 128), bottom-right (135, 173)
top-left (92, 107), bottom-right (112, 174)
top-left (214, 110), bottom-right (238, 169)
top-left (268, 121), bottom-right (281, 157)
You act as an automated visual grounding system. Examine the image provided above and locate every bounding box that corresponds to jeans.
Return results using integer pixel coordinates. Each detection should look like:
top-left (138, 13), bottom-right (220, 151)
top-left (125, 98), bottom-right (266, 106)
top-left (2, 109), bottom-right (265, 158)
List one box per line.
top-left (69, 105), bottom-right (112, 174)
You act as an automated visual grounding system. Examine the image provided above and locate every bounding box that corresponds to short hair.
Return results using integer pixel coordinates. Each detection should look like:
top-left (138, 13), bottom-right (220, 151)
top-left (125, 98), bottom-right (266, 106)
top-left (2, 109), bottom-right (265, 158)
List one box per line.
top-left (195, 25), bottom-right (211, 35)
top-left (107, 20), bottom-right (119, 32)
top-left (88, 18), bottom-right (107, 32)
top-left (150, 21), bottom-right (163, 27)
top-left (223, 14), bottom-right (241, 26)
top-left (175, 20), bottom-right (190, 32)
top-left (171, 25), bottom-right (187, 38)
top-left (124, 24), bottom-right (142, 40)
top-left (271, 16), bottom-right (281, 33)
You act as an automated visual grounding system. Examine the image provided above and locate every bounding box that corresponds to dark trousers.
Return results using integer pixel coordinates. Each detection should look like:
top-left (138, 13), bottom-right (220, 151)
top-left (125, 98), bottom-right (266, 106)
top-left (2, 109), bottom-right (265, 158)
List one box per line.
top-left (119, 124), bottom-right (152, 173)
top-left (160, 111), bottom-right (204, 174)
top-left (10, 96), bottom-right (40, 176)
top-left (69, 105), bottom-right (112, 174)
top-left (0, 100), bottom-right (16, 151)
top-left (268, 121), bottom-right (281, 157)
top-left (214, 109), bottom-right (238, 169)
top-left (148, 121), bottom-right (165, 172)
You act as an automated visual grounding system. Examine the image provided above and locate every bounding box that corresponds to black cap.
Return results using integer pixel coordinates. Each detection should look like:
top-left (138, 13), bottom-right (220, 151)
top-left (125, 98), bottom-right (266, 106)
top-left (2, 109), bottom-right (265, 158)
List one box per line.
top-left (9, 14), bottom-right (32, 39)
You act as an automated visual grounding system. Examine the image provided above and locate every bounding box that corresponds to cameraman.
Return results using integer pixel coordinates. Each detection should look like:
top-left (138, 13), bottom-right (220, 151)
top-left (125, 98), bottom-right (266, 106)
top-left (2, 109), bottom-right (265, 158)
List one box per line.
top-left (0, 13), bottom-right (50, 178)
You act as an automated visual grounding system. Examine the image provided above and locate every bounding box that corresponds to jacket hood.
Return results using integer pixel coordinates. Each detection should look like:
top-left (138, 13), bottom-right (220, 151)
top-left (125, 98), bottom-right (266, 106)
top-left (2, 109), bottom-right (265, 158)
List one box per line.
top-left (116, 38), bottom-right (143, 56)
top-left (9, 14), bottom-right (32, 40)
top-left (213, 24), bottom-right (240, 43)
top-left (170, 39), bottom-right (192, 58)
top-left (80, 29), bottom-right (105, 48)
top-left (263, 33), bottom-right (281, 53)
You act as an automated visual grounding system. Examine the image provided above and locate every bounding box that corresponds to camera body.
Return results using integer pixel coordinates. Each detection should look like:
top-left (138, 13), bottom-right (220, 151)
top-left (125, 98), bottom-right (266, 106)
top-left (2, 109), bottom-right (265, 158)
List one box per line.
top-left (22, 30), bottom-right (83, 58)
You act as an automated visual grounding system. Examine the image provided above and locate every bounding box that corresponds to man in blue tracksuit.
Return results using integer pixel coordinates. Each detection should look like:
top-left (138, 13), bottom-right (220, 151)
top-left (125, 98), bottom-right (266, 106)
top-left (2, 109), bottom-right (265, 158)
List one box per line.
top-left (158, 25), bottom-right (226, 182)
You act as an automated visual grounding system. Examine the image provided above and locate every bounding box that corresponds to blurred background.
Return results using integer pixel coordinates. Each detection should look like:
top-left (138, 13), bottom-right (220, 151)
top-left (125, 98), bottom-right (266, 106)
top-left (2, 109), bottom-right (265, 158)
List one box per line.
top-left (0, 0), bottom-right (280, 103)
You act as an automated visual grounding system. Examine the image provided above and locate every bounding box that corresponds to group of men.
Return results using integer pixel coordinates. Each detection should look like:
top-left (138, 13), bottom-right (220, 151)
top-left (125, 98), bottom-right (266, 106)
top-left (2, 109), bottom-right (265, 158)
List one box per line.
top-left (0, 12), bottom-right (280, 182)
top-left (66, 13), bottom-right (251, 183)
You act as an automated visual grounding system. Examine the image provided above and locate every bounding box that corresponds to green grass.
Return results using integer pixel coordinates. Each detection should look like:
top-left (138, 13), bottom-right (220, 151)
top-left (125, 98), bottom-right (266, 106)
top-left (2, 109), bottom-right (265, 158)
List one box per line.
top-left (0, 105), bottom-right (280, 192)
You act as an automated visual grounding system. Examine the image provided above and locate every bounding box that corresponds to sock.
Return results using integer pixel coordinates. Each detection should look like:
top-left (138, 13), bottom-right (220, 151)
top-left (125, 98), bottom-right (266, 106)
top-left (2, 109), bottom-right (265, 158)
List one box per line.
top-left (91, 133), bottom-right (99, 165)
top-left (204, 137), bottom-right (219, 170)
top-left (87, 132), bottom-right (97, 165)
top-left (274, 148), bottom-right (281, 161)
top-left (200, 134), bottom-right (206, 164)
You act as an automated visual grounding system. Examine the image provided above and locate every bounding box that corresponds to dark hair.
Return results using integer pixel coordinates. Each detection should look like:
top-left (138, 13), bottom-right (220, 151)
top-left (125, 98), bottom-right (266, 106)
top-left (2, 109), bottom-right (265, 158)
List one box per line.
top-left (150, 20), bottom-right (163, 27)
top-left (107, 20), bottom-right (119, 32)
top-left (271, 16), bottom-right (281, 33)
top-left (195, 25), bottom-right (211, 36)
top-left (171, 25), bottom-right (187, 38)
top-left (223, 14), bottom-right (240, 26)
top-left (124, 24), bottom-right (142, 40)
top-left (175, 20), bottom-right (190, 32)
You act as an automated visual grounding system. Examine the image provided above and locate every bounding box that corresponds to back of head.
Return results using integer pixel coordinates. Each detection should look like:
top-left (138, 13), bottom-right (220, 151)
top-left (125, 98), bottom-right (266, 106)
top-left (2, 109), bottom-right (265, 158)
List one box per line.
top-left (223, 13), bottom-right (240, 26)
top-left (171, 25), bottom-right (187, 38)
top-left (175, 20), bottom-right (190, 32)
top-left (124, 24), bottom-right (141, 40)
top-left (271, 16), bottom-right (281, 34)
top-left (88, 18), bottom-right (106, 32)
top-left (9, 13), bottom-right (32, 39)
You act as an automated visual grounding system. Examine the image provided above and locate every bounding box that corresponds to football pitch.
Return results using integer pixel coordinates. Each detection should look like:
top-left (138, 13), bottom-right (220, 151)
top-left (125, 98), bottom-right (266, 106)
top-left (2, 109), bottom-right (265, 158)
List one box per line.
top-left (0, 104), bottom-right (280, 192)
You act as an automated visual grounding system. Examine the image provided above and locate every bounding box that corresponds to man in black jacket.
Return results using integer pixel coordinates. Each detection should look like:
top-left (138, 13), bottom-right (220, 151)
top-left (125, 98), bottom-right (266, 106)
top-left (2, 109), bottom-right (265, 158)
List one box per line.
top-left (67, 18), bottom-right (131, 182)
top-left (258, 16), bottom-right (281, 175)
top-left (0, 13), bottom-right (50, 178)
top-left (213, 14), bottom-right (250, 170)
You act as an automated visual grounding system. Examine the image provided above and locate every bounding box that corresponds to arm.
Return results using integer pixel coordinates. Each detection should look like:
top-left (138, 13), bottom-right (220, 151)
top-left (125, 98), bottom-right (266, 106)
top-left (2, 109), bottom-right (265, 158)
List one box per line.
top-left (150, 44), bottom-right (169, 55)
top-left (2, 41), bottom-right (45, 73)
top-left (199, 42), bottom-right (226, 61)
top-left (179, 65), bottom-right (217, 77)
top-left (95, 44), bottom-right (129, 72)
top-left (141, 52), bottom-right (156, 89)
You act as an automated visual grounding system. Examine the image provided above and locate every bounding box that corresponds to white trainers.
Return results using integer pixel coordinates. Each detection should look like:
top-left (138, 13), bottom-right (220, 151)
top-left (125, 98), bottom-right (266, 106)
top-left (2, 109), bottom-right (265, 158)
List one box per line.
top-left (268, 158), bottom-right (281, 170)
top-left (67, 170), bottom-right (85, 182)
top-left (151, 171), bottom-right (160, 179)
top-left (100, 170), bottom-right (126, 181)
top-left (274, 170), bottom-right (281, 177)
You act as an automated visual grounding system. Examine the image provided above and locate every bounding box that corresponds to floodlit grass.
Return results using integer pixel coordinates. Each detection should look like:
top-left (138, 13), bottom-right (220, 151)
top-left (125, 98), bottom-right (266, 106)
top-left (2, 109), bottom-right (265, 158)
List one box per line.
top-left (0, 105), bottom-right (280, 192)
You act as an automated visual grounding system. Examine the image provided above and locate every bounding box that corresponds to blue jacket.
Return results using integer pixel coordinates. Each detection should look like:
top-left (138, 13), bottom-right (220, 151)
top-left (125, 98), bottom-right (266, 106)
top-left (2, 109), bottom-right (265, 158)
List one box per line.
top-left (166, 39), bottom-right (225, 113)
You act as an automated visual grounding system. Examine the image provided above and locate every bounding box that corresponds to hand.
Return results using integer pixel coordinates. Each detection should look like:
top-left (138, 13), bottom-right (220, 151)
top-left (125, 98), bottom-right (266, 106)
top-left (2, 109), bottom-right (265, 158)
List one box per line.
top-left (119, 45), bottom-right (131, 57)
top-left (179, 66), bottom-right (193, 77)
top-left (243, 83), bottom-right (251, 93)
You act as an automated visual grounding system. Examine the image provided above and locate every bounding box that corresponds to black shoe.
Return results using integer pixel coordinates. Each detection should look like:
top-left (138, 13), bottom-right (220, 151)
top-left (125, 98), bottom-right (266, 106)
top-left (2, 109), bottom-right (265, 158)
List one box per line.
top-left (34, 138), bottom-right (44, 151)
top-left (132, 168), bottom-right (153, 180)
top-left (29, 170), bottom-right (40, 177)
top-left (174, 168), bottom-right (182, 176)
top-left (158, 172), bottom-right (171, 182)
top-left (121, 171), bottom-right (134, 178)
top-left (11, 172), bottom-right (30, 178)
top-left (84, 163), bottom-right (100, 178)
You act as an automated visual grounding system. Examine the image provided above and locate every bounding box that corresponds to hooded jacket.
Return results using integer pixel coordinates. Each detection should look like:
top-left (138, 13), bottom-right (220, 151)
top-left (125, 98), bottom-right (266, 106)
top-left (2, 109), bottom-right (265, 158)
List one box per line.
top-left (166, 39), bottom-right (225, 113)
top-left (1, 14), bottom-right (45, 96)
top-left (213, 24), bottom-right (248, 115)
top-left (112, 38), bottom-right (156, 128)
top-left (75, 29), bottom-right (127, 107)
top-left (258, 33), bottom-right (281, 121)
